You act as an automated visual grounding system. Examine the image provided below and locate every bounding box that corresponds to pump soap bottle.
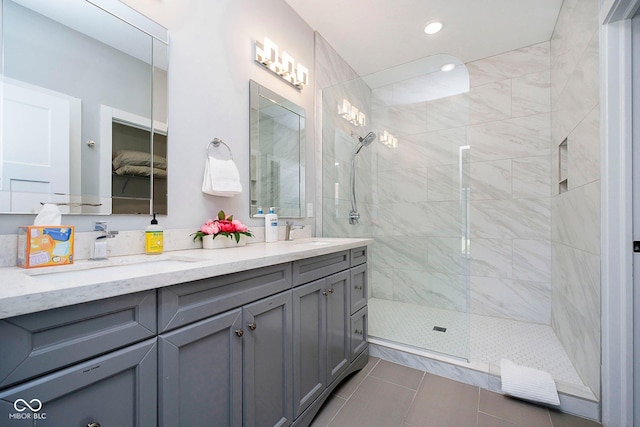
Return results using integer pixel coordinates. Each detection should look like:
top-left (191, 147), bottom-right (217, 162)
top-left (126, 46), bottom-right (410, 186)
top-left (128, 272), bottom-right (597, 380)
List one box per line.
top-left (145, 213), bottom-right (164, 254)
top-left (264, 207), bottom-right (278, 243)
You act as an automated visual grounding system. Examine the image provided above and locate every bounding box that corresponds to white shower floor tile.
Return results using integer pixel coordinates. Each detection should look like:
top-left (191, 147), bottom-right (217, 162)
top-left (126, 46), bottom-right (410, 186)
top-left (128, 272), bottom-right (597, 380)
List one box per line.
top-left (368, 298), bottom-right (584, 388)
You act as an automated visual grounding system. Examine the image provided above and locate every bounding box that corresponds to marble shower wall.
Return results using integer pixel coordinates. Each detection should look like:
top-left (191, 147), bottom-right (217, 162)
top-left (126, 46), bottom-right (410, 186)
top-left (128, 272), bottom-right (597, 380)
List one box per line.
top-left (549, 0), bottom-right (600, 399)
top-left (320, 38), bottom-right (554, 325)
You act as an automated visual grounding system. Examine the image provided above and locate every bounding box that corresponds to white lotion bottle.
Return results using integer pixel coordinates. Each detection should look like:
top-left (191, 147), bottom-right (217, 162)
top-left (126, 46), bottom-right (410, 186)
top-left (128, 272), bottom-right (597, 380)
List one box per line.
top-left (264, 207), bottom-right (278, 243)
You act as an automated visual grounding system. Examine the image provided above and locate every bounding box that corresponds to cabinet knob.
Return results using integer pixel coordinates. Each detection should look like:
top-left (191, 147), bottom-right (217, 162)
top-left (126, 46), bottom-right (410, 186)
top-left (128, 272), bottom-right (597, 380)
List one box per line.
top-left (327, 288), bottom-right (334, 294)
top-left (354, 329), bottom-right (363, 335)
top-left (354, 285), bottom-right (363, 290)
top-left (235, 329), bottom-right (244, 337)
top-left (248, 322), bottom-right (257, 331)
top-left (322, 290), bottom-right (328, 296)
top-left (88, 423), bottom-right (101, 427)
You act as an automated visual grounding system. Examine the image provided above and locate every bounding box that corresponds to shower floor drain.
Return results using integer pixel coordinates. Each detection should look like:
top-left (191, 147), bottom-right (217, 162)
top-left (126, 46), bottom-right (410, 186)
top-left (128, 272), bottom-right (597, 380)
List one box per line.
top-left (433, 326), bottom-right (447, 333)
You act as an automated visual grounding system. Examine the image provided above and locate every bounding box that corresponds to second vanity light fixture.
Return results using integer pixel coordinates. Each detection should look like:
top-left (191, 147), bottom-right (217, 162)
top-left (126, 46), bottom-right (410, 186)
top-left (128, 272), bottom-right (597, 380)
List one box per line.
top-left (255, 37), bottom-right (309, 90)
top-left (338, 99), bottom-right (366, 127)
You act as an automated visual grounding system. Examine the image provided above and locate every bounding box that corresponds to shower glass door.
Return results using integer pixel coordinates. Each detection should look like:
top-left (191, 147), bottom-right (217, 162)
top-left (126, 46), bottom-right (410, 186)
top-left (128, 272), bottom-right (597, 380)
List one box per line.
top-left (321, 56), bottom-right (472, 360)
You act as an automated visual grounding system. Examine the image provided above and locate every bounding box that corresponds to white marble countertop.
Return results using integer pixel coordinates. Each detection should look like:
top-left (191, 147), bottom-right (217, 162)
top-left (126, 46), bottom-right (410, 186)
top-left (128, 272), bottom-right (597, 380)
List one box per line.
top-left (0, 237), bottom-right (372, 319)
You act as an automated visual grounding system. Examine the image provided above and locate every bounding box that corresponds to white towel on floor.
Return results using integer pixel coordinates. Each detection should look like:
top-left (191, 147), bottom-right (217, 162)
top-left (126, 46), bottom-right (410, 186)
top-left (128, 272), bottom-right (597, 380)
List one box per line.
top-left (500, 359), bottom-right (560, 406)
top-left (201, 156), bottom-right (242, 197)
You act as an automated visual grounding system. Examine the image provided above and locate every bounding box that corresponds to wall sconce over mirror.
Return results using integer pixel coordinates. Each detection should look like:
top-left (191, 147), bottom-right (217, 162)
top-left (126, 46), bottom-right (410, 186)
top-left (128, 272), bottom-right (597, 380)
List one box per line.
top-left (255, 37), bottom-right (308, 90)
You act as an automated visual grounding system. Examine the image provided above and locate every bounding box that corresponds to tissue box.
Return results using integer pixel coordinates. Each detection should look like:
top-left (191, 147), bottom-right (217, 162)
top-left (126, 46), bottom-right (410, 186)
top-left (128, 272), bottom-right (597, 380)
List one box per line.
top-left (17, 226), bottom-right (75, 268)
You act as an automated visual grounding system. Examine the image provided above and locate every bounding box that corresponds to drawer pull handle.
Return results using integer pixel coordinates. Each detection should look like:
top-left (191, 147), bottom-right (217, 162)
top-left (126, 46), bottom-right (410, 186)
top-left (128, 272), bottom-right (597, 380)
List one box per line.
top-left (248, 322), bottom-right (257, 331)
top-left (354, 329), bottom-right (363, 335)
top-left (235, 329), bottom-right (244, 337)
top-left (354, 285), bottom-right (363, 290)
top-left (88, 423), bottom-right (101, 427)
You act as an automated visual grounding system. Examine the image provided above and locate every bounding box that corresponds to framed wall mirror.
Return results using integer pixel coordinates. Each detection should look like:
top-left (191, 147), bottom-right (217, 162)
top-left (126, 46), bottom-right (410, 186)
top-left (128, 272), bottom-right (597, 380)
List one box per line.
top-left (0, 0), bottom-right (168, 215)
top-left (249, 80), bottom-right (305, 218)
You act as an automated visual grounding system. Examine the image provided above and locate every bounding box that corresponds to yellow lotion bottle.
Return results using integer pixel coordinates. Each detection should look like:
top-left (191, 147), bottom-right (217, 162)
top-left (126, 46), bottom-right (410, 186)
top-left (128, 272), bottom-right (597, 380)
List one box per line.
top-left (145, 213), bottom-right (163, 254)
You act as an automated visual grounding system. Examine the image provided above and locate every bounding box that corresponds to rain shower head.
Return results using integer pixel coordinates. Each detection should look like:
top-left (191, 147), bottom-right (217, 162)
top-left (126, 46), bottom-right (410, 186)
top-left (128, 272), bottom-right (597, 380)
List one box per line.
top-left (358, 132), bottom-right (376, 146)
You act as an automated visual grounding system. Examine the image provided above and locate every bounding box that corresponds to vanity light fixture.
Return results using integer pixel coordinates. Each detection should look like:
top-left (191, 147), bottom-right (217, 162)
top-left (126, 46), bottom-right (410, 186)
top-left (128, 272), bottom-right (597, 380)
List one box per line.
top-left (338, 99), bottom-right (366, 127)
top-left (441, 63), bottom-right (456, 72)
top-left (255, 37), bottom-right (308, 89)
top-left (380, 130), bottom-right (398, 148)
top-left (424, 21), bottom-right (443, 35)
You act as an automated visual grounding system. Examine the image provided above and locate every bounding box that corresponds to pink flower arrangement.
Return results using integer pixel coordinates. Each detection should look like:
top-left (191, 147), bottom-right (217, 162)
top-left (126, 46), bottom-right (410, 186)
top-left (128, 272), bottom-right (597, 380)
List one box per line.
top-left (192, 210), bottom-right (253, 243)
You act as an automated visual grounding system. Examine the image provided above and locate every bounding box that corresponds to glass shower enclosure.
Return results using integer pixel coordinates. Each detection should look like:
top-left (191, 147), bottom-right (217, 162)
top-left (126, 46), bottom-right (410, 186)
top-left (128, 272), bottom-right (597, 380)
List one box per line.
top-left (321, 55), bottom-right (472, 360)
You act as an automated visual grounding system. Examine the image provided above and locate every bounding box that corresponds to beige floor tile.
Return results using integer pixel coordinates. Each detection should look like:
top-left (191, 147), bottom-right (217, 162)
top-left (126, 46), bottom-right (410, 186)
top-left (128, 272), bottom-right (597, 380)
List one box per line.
top-left (369, 359), bottom-right (425, 390)
top-left (404, 373), bottom-right (479, 427)
top-left (477, 413), bottom-right (519, 427)
top-left (332, 357), bottom-right (380, 399)
top-left (310, 395), bottom-right (347, 427)
top-left (549, 410), bottom-right (602, 427)
top-left (329, 376), bottom-right (417, 427)
top-left (479, 389), bottom-right (552, 427)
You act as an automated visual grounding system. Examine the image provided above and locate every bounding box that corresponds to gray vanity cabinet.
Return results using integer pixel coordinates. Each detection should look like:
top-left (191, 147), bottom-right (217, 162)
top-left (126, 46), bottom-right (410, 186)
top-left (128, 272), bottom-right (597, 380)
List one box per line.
top-left (0, 338), bottom-right (157, 426)
top-left (292, 270), bottom-right (351, 418)
top-left (158, 309), bottom-right (243, 427)
top-left (157, 266), bottom-right (294, 427)
top-left (243, 291), bottom-right (294, 427)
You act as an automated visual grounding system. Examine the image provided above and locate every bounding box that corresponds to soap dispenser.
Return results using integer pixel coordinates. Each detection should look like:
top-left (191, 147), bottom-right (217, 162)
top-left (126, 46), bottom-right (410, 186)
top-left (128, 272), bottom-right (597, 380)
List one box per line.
top-left (145, 213), bottom-right (163, 254)
top-left (264, 207), bottom-right (278, 243)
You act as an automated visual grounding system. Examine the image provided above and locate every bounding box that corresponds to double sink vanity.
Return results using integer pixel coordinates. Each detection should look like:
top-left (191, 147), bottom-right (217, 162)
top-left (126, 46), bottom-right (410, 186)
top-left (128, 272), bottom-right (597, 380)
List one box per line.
top-left (0, 238), bottom-right (371, 426)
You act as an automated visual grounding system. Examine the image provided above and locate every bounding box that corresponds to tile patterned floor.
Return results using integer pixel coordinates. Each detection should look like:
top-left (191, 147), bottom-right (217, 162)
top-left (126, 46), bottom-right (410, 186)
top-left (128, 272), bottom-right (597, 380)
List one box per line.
top-left (311, 357), bottom-right (602, 427)
top-left (368, 298), bottom-right (584, 387)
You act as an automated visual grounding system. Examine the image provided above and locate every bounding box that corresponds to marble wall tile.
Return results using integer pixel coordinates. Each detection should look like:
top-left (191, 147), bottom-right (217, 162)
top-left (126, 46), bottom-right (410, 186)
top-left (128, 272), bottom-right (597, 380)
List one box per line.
top-left (470, 276), bottom-right (551, 324)
top-left (512, 70), bottom-right (551, 118)
top-left (471, 198), bottom-right (550, 240)
top-left (551, 180), bottom-right (600, 255)
top-left (512, 156), bottom-right (551, 199)
top-left (392, 134), bottom-right (436, 169)
top-left (469, 238), bottom-right (512, 279)
top-left (427, 237), bottom-right (468, 275)
top-left (469, 113), bottom-right (551, 162)
top-left (370, 265), bottom-right (394, 299)
top-left (466, 42), bottom-right (550, 87)
top-left (409, 127), bottom-right (469, 168)
top-left (315, 33), bottom-right (359, 89)
top-left (394, 269), bottom-right (468, 312)
top-left (469, 80), bottom-right (512, 125)
top-left (373, 102), bottom-right (428, 137)
top-left (567, 105), bottom-right (599, 189)
top-left (551, 31), bottom-right (599, 144)
top-left (380, 235), bottom-right (429, 270)
top-left (427, 164), bottom-right (461, 201)
top-left (550, 0), bottom-right (599, 105)
top-left (392, 166), bottom-right (429, 203)
top-left (427, 93), bottom-right (470, 132)
top-left (468, 160), bottom-right (512, 200)
top-left (513, 239), bottom-right (551, 283)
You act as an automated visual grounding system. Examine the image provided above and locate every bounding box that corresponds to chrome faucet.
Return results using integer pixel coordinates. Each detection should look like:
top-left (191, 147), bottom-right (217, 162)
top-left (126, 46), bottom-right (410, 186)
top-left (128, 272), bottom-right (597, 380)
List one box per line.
top-left (285, 221), bottom-right (305, 241)
top-left (91, 221), bottom-right (118, 260)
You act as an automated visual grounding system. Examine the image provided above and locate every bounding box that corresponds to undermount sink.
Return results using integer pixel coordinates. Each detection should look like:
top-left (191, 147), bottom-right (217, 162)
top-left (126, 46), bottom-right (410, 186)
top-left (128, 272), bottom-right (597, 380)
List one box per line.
top-left (26, 255), bottom-right (201, 283)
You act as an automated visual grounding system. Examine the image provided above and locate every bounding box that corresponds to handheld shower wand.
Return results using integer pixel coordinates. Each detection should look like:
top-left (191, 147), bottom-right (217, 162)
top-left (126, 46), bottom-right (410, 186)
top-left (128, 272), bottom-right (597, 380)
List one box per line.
top-left (350, 132), bottom-right (376, 224)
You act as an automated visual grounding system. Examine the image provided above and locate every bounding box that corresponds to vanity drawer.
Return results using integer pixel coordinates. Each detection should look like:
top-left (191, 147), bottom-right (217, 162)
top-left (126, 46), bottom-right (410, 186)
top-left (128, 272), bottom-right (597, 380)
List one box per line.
top-left (292, 250), bottom-right (349, 286)
top-left (158, 263), bottom-right (292, 333)
top-left (350, 306), bottom-right (368, 361)
top-left (0, 290), bottom-right (156, 389)
top-left (350, 246), bottom-right (367, 267)
top-left (350, 263), bottom-right (367, 314)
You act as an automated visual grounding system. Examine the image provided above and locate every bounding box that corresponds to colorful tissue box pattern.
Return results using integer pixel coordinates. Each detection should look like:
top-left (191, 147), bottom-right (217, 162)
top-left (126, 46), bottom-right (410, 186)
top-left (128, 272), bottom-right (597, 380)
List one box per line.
top-left (17, 226), bottom-right (75, 268)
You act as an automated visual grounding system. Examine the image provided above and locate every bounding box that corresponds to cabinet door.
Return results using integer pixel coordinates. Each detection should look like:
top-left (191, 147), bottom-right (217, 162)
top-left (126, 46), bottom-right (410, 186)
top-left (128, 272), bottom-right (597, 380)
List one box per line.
top-left (158, 309), bottom-right (242, 427)
top-left (325, 271), bottom-right (350, 385)
top-left (243, 291), bottom-right (293, 427)
top-left (0, 338), bottom-right (157, 427)
top-left (292, 279), bottom-right (326, 418)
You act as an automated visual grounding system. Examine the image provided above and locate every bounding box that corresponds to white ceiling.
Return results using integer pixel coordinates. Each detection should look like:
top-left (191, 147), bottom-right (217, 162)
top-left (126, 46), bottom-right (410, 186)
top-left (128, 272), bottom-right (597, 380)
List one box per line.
top-left (284, 0), bottom-right (563, 77)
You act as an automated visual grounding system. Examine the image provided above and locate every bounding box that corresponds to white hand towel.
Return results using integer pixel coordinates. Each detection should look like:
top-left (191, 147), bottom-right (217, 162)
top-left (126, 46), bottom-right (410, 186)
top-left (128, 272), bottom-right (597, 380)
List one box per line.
top-left (500, 359), bottom-right (560, 406)
top-left (202, 156), bottom-right (242, 197)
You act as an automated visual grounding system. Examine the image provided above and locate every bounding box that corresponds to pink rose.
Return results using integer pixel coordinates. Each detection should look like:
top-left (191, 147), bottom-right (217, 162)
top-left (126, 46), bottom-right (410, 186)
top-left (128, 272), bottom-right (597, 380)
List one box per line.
top-left (231, 219), bottom-right (247, 232)
top-left (201, 221), bottom-right (219, 235)
top-left (218, 220), bottom-right (235, 233)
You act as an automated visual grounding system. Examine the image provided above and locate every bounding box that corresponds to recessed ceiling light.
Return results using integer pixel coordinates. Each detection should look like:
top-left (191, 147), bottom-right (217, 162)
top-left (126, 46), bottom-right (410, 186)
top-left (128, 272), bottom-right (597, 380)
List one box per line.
top-left (441, 63), bottom-right (455, 72)
top-left (424, 21), bottom-right (443, 35)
